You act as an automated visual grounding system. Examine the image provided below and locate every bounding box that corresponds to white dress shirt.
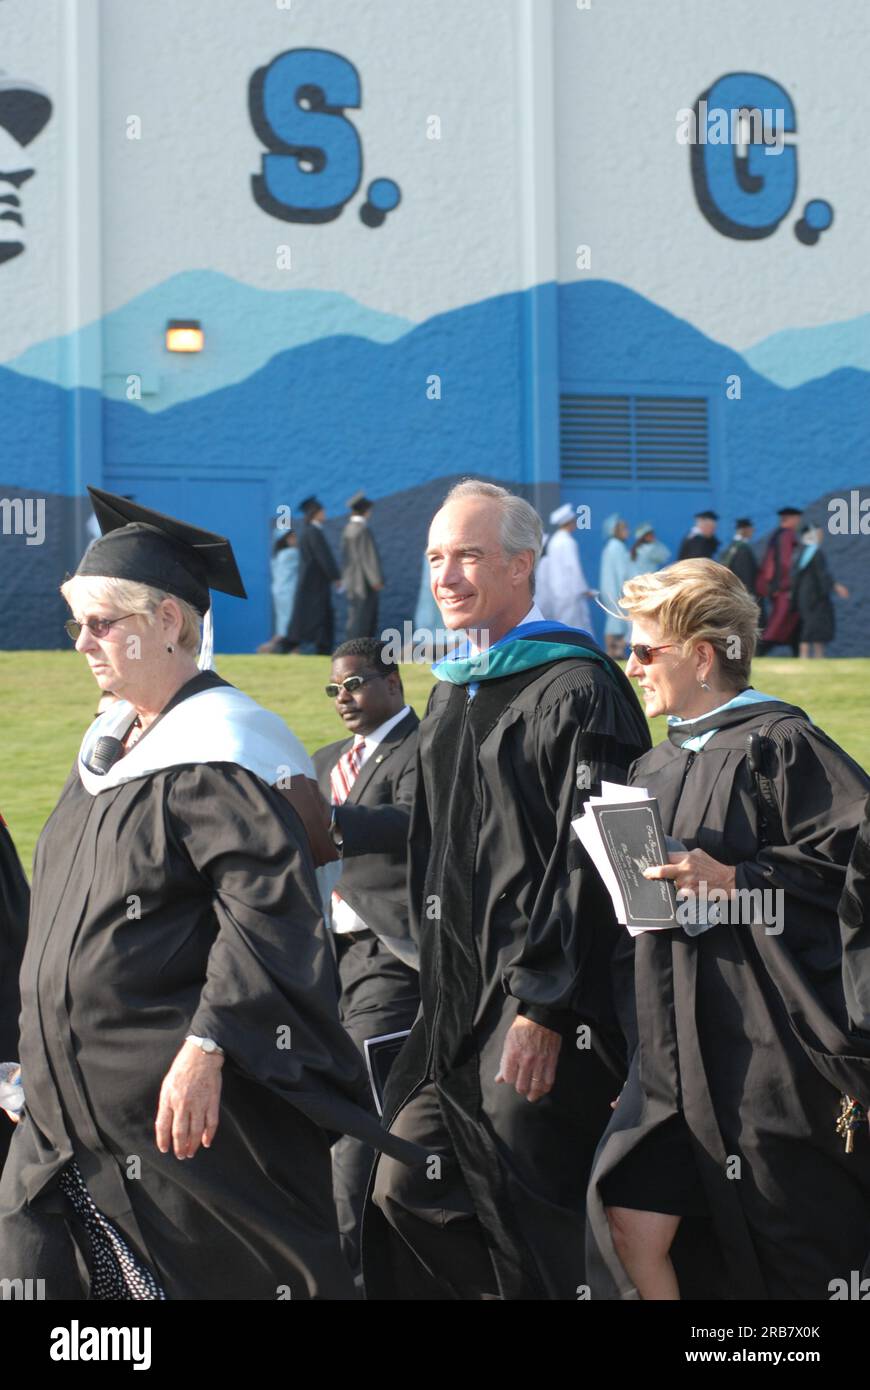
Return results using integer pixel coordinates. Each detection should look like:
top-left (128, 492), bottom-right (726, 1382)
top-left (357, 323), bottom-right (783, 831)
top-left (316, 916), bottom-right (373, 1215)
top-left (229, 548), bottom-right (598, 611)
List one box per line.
top-left (330, 705), bottom-right (411, 934)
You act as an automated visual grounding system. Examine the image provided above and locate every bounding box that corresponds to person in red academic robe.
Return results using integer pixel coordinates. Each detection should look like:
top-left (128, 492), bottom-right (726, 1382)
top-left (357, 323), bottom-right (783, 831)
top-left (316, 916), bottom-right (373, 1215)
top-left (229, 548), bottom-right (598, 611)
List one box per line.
top-left (755, 505), bottom-right (802, 655)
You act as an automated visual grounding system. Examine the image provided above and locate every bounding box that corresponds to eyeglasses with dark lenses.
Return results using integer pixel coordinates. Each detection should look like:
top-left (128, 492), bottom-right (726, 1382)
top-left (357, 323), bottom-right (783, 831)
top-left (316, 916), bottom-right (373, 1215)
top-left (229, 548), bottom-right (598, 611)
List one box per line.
top-left (65, 614), bottom-right (137, 642)
top-left (627, 643), bottom-right (677, 665)
top-left (325, 673), bottom-right (385, 698)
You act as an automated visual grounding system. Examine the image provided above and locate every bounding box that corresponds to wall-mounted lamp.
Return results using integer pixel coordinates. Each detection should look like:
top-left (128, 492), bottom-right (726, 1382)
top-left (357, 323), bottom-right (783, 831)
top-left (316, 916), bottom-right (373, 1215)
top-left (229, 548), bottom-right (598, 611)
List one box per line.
top-left (165, 320), bottom-right (204, 353)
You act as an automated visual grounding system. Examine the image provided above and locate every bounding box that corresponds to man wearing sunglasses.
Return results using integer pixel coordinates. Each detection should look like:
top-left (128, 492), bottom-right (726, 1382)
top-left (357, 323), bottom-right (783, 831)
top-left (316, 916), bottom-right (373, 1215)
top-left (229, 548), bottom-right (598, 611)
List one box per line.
top-left (312, 638), bottom-right (421, 1290)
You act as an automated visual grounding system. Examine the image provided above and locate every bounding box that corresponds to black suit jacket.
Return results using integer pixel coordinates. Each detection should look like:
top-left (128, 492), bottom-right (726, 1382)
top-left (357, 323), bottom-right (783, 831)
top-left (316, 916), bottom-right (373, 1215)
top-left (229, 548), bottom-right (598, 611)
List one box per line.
top-left (313, 709), bottom-right (420, 971)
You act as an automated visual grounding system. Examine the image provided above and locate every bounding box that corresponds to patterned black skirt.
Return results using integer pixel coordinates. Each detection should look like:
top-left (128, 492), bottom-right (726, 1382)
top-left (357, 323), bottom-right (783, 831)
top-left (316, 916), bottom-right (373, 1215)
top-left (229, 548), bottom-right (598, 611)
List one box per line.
top-left (57, 1162), bottom-right (166, 1300)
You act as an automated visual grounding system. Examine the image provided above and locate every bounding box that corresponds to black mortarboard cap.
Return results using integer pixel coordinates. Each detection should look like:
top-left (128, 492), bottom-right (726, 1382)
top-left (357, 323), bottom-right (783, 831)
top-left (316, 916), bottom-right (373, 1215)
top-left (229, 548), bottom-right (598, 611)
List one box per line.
top-left (777, 505), bottom-right (802, 517)
top-left (735, 517), bottom-right (753, 528)
top-left (347, 490), bottom-right (373, 511)
top-left (77, 487), bottom-right (247, 615)
top-left (696, 509), bottom-right (719, 521)
top-left (299, 496), bottom-right (323, 519)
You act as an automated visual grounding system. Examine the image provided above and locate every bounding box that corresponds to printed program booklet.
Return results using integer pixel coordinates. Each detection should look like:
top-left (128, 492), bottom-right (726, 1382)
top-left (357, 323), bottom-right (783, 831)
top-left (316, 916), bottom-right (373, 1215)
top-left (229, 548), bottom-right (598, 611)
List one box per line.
top-left (572, 781), bottom-right (679, 934)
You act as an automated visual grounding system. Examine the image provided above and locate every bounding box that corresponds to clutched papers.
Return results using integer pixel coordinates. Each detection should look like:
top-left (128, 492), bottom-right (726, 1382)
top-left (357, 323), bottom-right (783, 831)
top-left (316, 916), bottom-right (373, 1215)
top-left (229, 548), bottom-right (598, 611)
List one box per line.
top-left (572, 782), bottom-right (680, 935)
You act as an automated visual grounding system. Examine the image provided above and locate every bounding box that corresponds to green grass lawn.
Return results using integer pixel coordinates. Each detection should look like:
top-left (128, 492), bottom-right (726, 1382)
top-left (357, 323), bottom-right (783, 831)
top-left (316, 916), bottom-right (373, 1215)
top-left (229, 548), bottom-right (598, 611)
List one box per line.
top-left (2, 651), bottom-right (868, 875)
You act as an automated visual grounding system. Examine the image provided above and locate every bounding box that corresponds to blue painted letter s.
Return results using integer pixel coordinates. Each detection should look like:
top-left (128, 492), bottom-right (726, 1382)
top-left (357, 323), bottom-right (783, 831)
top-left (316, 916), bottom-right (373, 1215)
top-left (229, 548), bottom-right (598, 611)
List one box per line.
top-left (250, 49), bottom-right (362, 223)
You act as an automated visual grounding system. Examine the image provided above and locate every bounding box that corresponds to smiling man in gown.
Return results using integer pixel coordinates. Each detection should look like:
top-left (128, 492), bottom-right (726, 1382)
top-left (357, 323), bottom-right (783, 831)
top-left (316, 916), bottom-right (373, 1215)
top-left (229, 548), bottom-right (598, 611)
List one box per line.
top-left (365, 480), bottom-right (650, 1300)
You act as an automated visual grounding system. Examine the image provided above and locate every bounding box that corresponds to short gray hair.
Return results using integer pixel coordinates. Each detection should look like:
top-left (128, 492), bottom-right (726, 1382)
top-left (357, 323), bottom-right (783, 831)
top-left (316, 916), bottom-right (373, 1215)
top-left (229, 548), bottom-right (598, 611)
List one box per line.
top-left (61, 574), bottom-right (203, 655)
top-left (441, 479), bottom-right (543, 592)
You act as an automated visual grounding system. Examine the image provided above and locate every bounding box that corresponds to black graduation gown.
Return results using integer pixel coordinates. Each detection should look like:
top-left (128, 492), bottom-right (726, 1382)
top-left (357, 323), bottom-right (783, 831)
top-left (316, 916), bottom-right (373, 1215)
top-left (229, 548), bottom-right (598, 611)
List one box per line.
top-left (364, 638), bottom-right (651, 1300)
top-left (792, 550), bottom-right (836, 643)
top-left (721, 539), bottom-right (759, 598)
top-left (0, 816), bottom-right (29, 1171)
top-left (840, 794), bottom-right (870, 1036)
top-left (0, 715), bottom-right (421, 1300)
top-left (677, 533), bottom-right (718, 561)
top-left (586, 700), bottom-right (870, 1301)
top-left (287, 523), bottom-right (340, 652)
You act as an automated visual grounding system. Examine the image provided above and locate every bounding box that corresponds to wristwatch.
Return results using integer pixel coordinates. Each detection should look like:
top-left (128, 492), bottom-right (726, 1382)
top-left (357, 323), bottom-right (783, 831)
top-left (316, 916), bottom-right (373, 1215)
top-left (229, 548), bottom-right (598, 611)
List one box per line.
top-left (185, 1034), bottom-right (224, 1055)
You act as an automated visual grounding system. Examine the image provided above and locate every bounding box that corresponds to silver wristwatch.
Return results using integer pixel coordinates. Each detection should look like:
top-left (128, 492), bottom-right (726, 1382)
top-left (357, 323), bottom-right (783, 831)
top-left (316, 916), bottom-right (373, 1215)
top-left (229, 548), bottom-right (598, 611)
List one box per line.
top-left (185, 1034), bottom-right (224, 1055)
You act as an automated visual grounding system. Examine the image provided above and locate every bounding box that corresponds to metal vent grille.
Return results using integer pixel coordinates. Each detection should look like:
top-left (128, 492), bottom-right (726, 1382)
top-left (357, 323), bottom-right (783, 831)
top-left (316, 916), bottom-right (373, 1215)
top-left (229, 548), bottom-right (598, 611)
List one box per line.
top-left (560, 393), bottom-right (710, 484)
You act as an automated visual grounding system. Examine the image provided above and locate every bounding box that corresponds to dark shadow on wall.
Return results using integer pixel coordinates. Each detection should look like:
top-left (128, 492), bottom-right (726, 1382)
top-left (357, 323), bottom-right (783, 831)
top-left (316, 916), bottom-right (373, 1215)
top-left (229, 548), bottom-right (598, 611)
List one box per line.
top-left (0, 476), bottom-right (561, 652)
top-left (4, 480), bottom-right (865, 655)
top-left (0, 487), bottom-right (77, 649)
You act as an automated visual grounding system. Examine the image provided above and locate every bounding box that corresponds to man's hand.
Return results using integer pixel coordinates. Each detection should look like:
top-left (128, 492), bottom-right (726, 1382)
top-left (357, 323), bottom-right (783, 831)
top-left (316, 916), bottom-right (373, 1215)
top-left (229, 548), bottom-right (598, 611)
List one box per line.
top-left (155, 1040), bottom-right (223, 1160)
top-left (643, 848), bottom-right (736, 896)
top-left (495, 1017), bottom-right (561, 1103)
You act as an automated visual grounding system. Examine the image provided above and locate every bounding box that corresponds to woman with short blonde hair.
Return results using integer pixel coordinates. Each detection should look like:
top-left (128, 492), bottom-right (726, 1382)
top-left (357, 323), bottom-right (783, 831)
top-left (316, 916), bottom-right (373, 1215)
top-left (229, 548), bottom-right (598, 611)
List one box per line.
top-left (586, 557), bottom-right (870, 1303)
top-left (618, 556), bottom-right (760, 686)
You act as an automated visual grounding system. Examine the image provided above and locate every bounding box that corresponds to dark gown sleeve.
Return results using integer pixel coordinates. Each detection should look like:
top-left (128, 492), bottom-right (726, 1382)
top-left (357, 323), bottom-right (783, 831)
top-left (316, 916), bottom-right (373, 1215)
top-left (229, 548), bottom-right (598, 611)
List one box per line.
top-left (335, 750), bottom-right (416, 857)
top-left (727, 725), bottom-right (870, 1098)
top-left (814, 551), bottom-right (834, 600)
top-left (839, 795), bottom-right (870, 1034)
top-left (0, 816), bottom-right (29, 1062)
top-left (166, 764), bottom-right (399, 1137)
top-left (313, 528), bottom-right (340, 583)
top-left (505, 672), bottom-right (650, 1036)
top-left (406, 751), bottom-right (432, 954)
top-left (734, 723), bottom-right (870, 914)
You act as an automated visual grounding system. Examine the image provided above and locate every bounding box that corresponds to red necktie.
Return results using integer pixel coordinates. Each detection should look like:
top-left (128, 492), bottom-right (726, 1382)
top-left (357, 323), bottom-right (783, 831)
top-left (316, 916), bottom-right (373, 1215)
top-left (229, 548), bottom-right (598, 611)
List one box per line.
top-left (330, 738), bottom-right (365, 916)
top-left (330, 737), bottom-right (366, 806)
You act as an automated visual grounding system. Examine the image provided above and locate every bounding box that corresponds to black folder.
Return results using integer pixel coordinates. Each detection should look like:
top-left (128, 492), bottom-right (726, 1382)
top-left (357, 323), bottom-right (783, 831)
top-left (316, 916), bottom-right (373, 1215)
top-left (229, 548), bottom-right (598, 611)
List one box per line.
top-left (363, 1030), bottom-right (412, 1116)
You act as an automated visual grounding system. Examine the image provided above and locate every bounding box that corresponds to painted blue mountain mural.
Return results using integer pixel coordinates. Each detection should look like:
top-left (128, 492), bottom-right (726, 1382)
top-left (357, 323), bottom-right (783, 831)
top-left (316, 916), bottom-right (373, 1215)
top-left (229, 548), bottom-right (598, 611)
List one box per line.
top-left (1, 280), bottom-right (867, 651)
top-left (6, 271), bottom-right (412, 411)
top-left (743, 313), bottom-right (870, 388)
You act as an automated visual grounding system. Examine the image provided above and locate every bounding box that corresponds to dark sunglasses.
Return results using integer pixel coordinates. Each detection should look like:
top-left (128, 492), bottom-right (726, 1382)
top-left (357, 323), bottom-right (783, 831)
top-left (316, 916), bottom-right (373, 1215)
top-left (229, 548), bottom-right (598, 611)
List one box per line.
top-left (325, 672), bottom-right (385, 698)
top-left (627, 643), bottom-right (677, 665)
top-left (65, 613), bottom-right (137, 642)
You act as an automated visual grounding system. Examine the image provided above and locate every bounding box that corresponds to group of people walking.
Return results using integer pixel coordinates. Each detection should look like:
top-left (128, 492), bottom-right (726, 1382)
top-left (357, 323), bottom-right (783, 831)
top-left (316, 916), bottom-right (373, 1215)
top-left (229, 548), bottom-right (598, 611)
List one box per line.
top-left (1, 479), bottom-right (869, 1302)
top-left (589, 504), bottom-right (850, 662)
top-left (265, 492), bottom-right (849, 668)
top-left (678, 506), bottom-right (849, 657)
top-left (262, 491), bottom-right (385, 655)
